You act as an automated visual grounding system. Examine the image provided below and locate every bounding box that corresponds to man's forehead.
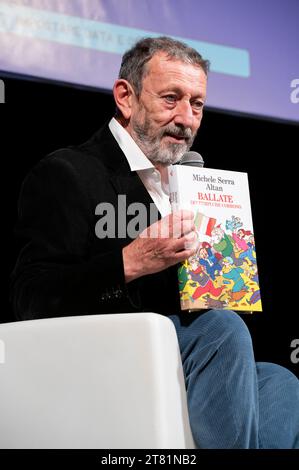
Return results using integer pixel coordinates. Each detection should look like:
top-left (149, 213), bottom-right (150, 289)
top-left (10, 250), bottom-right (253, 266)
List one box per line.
top-left (143, 52), bottom-right (207, 95)
top-left (145, 51), bottom-right (205, 75)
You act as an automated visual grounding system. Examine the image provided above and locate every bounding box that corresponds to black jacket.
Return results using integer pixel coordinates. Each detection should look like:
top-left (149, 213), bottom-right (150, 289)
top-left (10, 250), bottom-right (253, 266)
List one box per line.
top-left (10, 124), bottom-right (181, 320)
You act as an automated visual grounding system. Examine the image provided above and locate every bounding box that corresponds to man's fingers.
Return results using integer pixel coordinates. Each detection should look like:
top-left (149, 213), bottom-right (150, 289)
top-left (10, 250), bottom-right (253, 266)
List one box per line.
top-left (173, 246), bottom-right (198, 262)
top-left (173, 209), bottom-right (194, 220)
top-left (183, 231), bottom-right (199, 249)
top-left (140, 210), bottom-right (195, 239)
top-left (167, 210), bottom-right (195, 238)
top-left (170, 231), bottom-right (198, 253)
top-left (124, 228), bottom-right (198, 279)
top-left (173, 219), bottom-right (196, 238)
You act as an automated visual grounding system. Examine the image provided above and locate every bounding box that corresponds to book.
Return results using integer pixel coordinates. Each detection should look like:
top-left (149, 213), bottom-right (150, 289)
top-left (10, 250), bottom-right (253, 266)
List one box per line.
top-left (168, 165), bottom-right (262, 313)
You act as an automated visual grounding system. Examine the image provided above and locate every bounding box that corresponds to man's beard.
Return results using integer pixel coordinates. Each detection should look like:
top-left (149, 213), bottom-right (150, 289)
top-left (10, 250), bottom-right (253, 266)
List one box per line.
top-left (131, 115), bottom-right (196, 165)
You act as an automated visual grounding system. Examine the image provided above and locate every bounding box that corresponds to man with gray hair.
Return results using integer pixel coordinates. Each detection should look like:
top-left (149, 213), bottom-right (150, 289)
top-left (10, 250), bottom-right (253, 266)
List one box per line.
top-left (11, 36), bottom-right (299, 448)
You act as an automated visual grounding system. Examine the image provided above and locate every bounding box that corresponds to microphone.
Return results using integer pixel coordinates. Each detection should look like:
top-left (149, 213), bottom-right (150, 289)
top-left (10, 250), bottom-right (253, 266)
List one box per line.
top-left (179, 151), bottom-right (204, 167)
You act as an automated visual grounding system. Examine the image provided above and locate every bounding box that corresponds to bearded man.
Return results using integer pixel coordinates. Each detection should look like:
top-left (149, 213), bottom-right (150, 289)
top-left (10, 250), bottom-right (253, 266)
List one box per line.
top-left (11, 37), bottom-right (299, 449)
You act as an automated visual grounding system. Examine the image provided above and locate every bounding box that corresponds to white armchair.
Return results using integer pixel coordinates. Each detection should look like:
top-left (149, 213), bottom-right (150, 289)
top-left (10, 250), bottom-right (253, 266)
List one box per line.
top-left (0, 312), bottom-right (195, 449)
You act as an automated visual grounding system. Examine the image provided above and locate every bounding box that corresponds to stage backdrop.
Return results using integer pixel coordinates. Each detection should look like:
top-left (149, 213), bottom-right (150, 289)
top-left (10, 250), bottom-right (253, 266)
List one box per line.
top-left (0, 0), bottom-right (298, 122)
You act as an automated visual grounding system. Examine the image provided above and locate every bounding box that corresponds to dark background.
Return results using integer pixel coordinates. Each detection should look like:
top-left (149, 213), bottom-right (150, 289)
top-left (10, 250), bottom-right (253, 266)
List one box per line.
top-left (2, 75), bottom-right (298, 377)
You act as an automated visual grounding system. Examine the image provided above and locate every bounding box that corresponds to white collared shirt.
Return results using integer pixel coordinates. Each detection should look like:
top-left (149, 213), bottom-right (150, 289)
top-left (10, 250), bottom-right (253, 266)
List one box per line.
top-left (108, 117), bottom-right (171, 217)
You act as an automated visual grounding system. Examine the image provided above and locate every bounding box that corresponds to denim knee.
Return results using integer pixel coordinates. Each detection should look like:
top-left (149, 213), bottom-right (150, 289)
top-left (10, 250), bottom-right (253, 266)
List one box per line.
top-left (172, 309), bottom-right (255, 364)
top-left (257, 362), bottom-right (299, 388)
top-left (196, 308), bottom-right (252, 341)
top-left (205, 309), bottom-right (254, 355)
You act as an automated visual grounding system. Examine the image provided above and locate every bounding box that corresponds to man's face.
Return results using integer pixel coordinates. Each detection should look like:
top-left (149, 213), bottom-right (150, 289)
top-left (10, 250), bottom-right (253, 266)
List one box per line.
top-left (127, 53), bottom-right (207, 165)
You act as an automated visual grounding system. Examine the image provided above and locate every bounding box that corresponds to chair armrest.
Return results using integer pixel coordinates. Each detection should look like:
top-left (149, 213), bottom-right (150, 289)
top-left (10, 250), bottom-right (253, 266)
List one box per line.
top-left (0, 312), bottom-right (195, 449)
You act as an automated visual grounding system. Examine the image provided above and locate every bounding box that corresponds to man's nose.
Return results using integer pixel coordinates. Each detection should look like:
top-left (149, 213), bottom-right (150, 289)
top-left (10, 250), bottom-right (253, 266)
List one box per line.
top-left (173, 100), bottom-right (194, 128)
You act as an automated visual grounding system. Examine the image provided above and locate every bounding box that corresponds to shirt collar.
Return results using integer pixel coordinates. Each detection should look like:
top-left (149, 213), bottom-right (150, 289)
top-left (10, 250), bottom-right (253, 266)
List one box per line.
top-left (109, 117), bottom-right (154, 172)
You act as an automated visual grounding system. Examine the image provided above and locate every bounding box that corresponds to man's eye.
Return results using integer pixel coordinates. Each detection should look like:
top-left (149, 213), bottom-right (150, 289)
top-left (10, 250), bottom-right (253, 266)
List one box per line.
top-left (164, 95), bottom-right (177, 103)
top-left (192, 101), bottom-right (204, 110)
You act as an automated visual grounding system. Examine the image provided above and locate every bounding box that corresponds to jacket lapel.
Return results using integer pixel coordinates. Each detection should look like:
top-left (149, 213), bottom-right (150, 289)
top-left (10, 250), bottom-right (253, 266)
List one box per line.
top-left (90, 123), bottom-right (161, 230)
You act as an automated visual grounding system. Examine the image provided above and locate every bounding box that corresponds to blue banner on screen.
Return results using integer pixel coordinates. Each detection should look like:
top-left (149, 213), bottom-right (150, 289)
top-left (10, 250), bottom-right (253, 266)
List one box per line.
top-left (0, 0), bottom-right (298, 122)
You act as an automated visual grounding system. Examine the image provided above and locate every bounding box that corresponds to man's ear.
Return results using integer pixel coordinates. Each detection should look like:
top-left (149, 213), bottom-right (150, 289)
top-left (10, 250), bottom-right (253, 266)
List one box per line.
top-left (113, 79), bottom-right (136, 120)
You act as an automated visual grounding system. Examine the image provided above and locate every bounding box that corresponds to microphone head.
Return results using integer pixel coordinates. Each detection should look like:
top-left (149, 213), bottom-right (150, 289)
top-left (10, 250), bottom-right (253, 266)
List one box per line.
top-left (179, 151), bottom-right (204, 167)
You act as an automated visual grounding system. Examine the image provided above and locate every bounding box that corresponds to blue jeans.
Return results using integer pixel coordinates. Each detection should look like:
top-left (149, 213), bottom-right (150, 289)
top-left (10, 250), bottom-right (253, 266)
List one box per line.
top-left (169, 310), bottom-right (299, 449)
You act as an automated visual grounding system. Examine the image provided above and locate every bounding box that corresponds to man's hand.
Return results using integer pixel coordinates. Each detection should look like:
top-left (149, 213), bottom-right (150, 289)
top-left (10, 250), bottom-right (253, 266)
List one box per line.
top-left (122, 210), bottom-right (197, 283)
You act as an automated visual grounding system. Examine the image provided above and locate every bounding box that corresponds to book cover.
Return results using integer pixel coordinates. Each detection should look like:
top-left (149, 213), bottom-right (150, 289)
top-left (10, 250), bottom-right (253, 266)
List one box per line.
top-left (168, 165), bottom-right (262, 313)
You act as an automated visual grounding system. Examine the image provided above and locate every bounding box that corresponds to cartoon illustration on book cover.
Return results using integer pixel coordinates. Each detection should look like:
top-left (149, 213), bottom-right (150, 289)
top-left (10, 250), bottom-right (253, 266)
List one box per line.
top-left (179, 213), bottom-right (262, 312)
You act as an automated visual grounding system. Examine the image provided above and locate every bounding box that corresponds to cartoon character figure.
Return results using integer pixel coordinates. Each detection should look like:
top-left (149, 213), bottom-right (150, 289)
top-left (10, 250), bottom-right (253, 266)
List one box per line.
top-left (231, 228), bottom-right (250, 251)
top-left (225, 216), bottom-right (243, 232)
top-left (211, 226), bottom-right (243, 267)
top-left (203, 293), bottom-right (229, 309)
top-left (238, 233), bottom-right (256, 264)
top-left (247, 290), bottom-right (261, 305)
top-left (198, 246), bottom-right (222, 281)
top-left (220, 256), bottom-right (248, 302)
top-left (188, 257), bottom-right (224, 301)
